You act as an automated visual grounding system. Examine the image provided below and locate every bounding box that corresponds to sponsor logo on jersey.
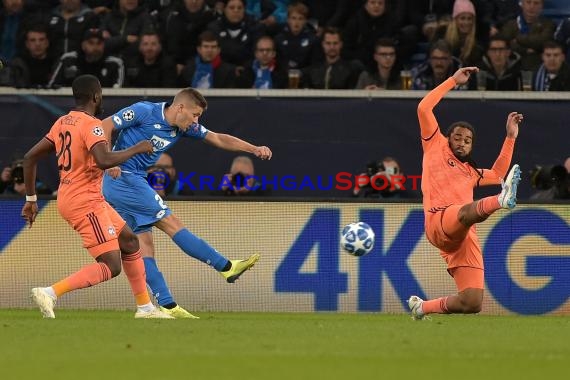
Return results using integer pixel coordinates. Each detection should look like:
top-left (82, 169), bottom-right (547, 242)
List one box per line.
top-left (150, 135), bottom-right (172, 151)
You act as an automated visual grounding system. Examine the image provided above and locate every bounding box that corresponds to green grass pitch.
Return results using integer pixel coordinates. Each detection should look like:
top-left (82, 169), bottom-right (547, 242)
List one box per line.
top-left (1, 310), bottom-right (568, 380)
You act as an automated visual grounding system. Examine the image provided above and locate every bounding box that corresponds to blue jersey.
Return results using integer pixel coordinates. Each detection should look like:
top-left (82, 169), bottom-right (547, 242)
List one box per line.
top-left (111, 101), bottom-right (208, 175)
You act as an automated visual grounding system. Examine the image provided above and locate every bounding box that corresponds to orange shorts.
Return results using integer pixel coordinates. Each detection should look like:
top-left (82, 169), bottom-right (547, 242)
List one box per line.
top-left (63, 201), bottom-right (126, 258)
top-left (425, 207), bottom-right (484, 270)
top-left (449, 266), bottom-right (484, 291)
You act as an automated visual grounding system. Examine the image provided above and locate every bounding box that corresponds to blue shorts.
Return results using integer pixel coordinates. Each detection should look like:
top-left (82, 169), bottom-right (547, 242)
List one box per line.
top-left (102, 172), bottom-right (172, 234)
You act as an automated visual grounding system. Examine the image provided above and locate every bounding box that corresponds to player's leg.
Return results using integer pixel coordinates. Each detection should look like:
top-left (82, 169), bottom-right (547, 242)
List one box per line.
top-left (155, 213), bottom-right (260, 283)
top-left (136, 230), bottom-right (199, 319)
top-left (31, 208), bottom-right (123, 318)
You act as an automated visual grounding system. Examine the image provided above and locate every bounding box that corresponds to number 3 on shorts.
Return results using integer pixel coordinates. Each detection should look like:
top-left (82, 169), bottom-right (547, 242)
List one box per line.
top-left (154, 194), bottom-right (168, 218)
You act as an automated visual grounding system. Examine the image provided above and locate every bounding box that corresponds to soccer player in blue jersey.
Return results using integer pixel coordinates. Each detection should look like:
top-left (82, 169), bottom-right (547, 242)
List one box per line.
top-left (101, 88), bottom-right (272, 319)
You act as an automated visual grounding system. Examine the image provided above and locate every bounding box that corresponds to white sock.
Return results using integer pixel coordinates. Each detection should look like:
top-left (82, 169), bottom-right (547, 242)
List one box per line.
top-left (137, 302), bottom-right (155, 312)
top-left (43, 286), bottom-right (56, 299)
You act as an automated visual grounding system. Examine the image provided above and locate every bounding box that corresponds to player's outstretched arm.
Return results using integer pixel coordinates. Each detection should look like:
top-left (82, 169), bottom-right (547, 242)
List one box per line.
top-left (479, 112), bottom-right (522, 186)
top-left (21, 138), bottom-right (55, 227)
top-left (91, 140), bottom-right (153, 169)
top-left (417, 67), bottom-right (478, 140)
top-left (204, 131), bottom-right (272, 160)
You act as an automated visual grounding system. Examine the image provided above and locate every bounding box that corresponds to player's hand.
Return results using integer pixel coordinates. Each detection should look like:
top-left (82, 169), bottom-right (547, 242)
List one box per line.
top-left (134, 140), bottom-right (154, 154)
top-left (106, 166), bottom-right (122, 179)
top-left (506, 112), bottom-right (523, 139)
top-left (253, 146), bottom-right (272, 160)
top-left (452, 67), bottom-right (478, 85)
top-left (21, 201), bottom-right (39, 228)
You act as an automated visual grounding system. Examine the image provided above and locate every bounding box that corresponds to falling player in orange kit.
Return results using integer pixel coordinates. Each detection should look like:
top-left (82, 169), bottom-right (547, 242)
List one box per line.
top-left (408, 67), bottom-right (522, 319)
top-left (21, 74), bottom-right (172, 319)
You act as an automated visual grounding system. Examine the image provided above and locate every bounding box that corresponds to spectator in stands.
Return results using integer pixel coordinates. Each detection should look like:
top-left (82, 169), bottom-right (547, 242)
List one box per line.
top-left (434, 0), bottom-right (484, 67)
top-left (529, 162), bottom-right (569, 200)
top-left (124, 30), bottom-right (177, 87)
top-left (554, 17), bottom-right (570, 60)
top-left (235, 34), bottom-right (288, 88)
top-left (1, 158), bottom-right (51, 196)
top-left (100, 0), bottom-right (154, 61)
top-left (356, 38), bottom-right (401, 90)
top-left (343, 0), bottom-right (417, 69)
top-left (47, 0), bottom-right (99, 58)
top-left (147, 152), bottom-right (194, 198)
top-left (500, 0), bottom-right (555, 71)
top-left (159, 0), bottom-right (217, 74)
top-left (479, 35), bottom-right (522, 90)
top-left (9, 24), bottom-right (56, 88)
top-left (0, 0), bottom-right (41, 63)
top-left (213, 155), bottom-right (270, 196)
top-left (412, 39), bottom-right (467, 90)
top-left (207, 0), bottom-right (261, 66)
top-left (245, 0), bottom-right (289, 36)
top-left (303, 0), bottom-right (357, 36)
top-left (48, 28), bottom-right (125, 88)
top-left (483, 0), bottom-right (519, 37)
top-left (352, 156), bottom-right (419, 199)
top-left (532, 40), bottom-right (570, 91)
top-left (407, 0), bottom-right (454, 43)
top-left (179, 30), bottom-right (237, 88)
top-left (302, 27), bottom-right (360, 89)
top-left (84, 0), bottom-right (114, 16)
top-left (274, 2), bottom-right (318, 70)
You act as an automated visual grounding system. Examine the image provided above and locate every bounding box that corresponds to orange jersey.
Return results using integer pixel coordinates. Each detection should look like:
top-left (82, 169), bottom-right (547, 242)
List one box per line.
top-left (417, 78), bottom-right (515, 214)
top-left (45, 110), bottom-right (108, 214)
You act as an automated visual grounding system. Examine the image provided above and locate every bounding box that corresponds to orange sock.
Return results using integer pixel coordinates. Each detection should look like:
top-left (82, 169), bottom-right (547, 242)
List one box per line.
top-left (121, 249), bottom-right (151, 306)
top-left (422, 297), bottom-right (450, 314)
top-left (52, 262), bottom-right (112, 297)
top-left (476, 195), bottom-right (500, 217)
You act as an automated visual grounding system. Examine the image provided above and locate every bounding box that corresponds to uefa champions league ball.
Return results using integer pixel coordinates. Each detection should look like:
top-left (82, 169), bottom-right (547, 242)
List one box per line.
top-left (340, 222), bottom-right (375, 256)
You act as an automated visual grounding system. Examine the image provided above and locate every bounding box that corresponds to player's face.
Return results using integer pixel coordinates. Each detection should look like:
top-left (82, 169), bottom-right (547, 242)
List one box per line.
top-left (174, 103), bottom-right (203, 131)
top-left (448, 127), bottom-right (473, 160)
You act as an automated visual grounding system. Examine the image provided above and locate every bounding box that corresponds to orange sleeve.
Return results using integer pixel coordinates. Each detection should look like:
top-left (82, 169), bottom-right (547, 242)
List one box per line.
top-left (417, 77), bottom-right (457, 142)
top-left (478, 137), bottom-right (516, 186)
top-left (82, 120), bottom-right (108, 151)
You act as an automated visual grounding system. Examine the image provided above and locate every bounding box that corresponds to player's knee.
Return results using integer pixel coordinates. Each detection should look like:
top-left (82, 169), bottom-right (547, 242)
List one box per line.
top-left (460, 291), bottom-right (483, 313)
top-left (119, 230), bottom-right (140, 253)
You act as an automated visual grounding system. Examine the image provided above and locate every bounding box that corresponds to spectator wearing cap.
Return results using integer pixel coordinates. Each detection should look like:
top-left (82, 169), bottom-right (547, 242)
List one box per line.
top-left (48, 28), bottom-right (125, 88)
top-left (47, 0), bottom-right (99, 58)
top-left (433, 0), bottom-right (483, 67)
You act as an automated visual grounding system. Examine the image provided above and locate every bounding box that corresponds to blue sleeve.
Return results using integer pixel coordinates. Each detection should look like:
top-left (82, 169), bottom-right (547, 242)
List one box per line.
top-left (183, 123), bottom-right (209, 139)
top-left (111, 102), bottom-right (152, 131)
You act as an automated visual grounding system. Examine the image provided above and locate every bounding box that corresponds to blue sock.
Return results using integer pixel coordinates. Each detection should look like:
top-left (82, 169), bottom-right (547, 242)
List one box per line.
top-left (172, 229), bottom-right (229, 271)
top-left (143, 257), bottom-right (174, 307)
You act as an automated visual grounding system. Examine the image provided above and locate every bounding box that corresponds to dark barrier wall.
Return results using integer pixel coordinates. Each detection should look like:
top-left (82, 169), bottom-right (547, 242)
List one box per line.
top-left (0, 94), bottom-right (568, 199)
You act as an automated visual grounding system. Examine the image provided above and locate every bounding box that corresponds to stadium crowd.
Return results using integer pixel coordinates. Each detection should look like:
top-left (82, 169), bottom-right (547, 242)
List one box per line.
top-left (1, 0), bottom-right (570, 91)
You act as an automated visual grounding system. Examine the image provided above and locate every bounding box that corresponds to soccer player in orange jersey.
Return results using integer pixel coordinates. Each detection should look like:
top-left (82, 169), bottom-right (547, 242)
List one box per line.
top-left (408, 67), bottom-right (523, 319)
top-left (21, 74), bottom-right (172, 319)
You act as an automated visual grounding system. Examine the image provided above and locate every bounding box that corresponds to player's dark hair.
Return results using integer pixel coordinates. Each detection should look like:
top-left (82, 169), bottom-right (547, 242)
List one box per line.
top-left (72, 74), bottom-right (101, 105)
top-left (176, 88), bottom-right (208, 109)
top-left (446, 121), bottom-right (484, 182)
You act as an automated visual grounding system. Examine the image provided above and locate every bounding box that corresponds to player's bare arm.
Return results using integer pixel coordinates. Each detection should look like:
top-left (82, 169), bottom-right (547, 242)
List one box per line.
top-left (91, 140), bottom-right (153, 169)
top-left (451, 66), bottom-right (479, 85)
top-left (21, 138), bottom-right (55, 227)
top-left (101, 117), bottom-right (116, 142)
top-left (506, 112), bottom-right (522, 139)
top-left (204, 131), bottom-right (272, 160)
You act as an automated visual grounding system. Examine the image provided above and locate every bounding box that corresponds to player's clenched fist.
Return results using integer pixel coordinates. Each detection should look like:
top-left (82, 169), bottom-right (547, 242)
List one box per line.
top-left (254, 145), bottom-right (272, 160)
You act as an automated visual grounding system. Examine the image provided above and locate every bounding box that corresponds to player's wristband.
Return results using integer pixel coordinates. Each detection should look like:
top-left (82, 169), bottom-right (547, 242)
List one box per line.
top-left (26, 195), bottom-right (37, 202)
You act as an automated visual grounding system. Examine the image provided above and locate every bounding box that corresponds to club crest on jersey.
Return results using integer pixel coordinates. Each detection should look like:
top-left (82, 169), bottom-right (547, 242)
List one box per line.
top-left (92, 126), bottom-right (104, 136)
top-left (108, 226), bottom-right (116, 236)
top-left (122, 109), bottom-right (135, 121)
top-left (150, 135), bottom-right (172, 151)
top-left (448, 158), bottom-right (456, 167)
